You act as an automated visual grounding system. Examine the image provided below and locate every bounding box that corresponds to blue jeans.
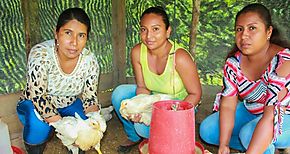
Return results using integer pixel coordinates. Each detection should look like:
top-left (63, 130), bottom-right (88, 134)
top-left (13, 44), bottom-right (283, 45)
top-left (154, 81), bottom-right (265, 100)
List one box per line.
top-left (111, 84), bottom-right (150, 142)
top-left (199, 102), bottom-right (290, 154)
top-left (17, 98), bottom-right (87, 145)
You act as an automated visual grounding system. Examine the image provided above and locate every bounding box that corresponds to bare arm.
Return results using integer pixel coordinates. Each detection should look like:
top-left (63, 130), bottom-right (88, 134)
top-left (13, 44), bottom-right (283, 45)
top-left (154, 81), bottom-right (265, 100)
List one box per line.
top-left (45, 115), bottom-right (62, 123)
top-left (131, 44), bottom-right (151, 95)
top-left (247, 60), bottom-right (290, 153)
top-left (219, 95), bottom-right (238, 154)
top-left (246, 106), bottom-right (274, 154)
top-left (175, 49), bottom-right (202, 106)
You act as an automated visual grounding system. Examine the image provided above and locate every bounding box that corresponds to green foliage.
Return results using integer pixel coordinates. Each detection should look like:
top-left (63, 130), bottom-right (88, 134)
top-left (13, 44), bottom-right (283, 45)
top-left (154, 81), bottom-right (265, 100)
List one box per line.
top-left (0, 0), bottom-right (289, 94)
top-left (261, 0), bottom-right (290, 40)
top-left (0, 0), bottom-right (26, 94)
top-left (125, 0), bottom-right (289, 86)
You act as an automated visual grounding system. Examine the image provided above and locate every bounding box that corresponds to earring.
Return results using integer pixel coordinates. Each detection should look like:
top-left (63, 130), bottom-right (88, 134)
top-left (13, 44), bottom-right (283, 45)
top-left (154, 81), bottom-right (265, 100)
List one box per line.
top-left (55, 39), bottom-right (59, 46)
top-left (267, 36), bottom-right (270, 40)
top-left (55, 39), bottom-right (59, 51)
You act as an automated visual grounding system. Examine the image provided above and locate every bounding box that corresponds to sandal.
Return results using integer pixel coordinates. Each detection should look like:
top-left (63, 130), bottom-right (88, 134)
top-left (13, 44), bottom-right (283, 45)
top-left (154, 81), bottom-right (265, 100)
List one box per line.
top-left (117, 139), bottom-right (142, 154)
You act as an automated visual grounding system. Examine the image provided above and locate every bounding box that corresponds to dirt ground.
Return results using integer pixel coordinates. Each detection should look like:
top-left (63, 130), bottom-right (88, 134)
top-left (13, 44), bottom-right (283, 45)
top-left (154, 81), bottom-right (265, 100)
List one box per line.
top-left (43, 85), bottom-right (220, 154)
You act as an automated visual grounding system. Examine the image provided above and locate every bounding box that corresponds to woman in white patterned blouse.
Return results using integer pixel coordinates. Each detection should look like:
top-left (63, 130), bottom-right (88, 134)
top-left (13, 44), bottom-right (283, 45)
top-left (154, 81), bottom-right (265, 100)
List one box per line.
top-left (17, 7), bottom-right (100, 154)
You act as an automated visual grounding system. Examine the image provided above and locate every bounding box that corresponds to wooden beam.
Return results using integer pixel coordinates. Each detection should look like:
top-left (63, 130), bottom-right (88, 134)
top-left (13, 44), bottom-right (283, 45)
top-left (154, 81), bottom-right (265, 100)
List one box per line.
top-left (112, 0), bottom-right (126, 87)
top-left (98, 73), bottom-right (114, 91)
top-left (21, 0), bottom-right (41, 56)
top-left (189, 0), bottom-right (201, 56)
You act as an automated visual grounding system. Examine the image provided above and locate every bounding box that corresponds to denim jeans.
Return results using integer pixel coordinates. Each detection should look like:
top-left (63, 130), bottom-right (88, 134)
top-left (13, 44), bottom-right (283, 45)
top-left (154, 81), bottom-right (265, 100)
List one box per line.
top-left (17, 98), bottom-right (87, 144)
top-left (199, 102), bottom-right (290, 154)
top-left (111, 84), bottom-right (150, 142)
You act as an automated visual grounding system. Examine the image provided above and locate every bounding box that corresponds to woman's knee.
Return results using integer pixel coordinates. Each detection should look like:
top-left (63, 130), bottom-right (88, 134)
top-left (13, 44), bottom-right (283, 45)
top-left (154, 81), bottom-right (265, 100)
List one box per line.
top-left (199, 112), bottom-right (220, 143)
top-left (111, 84), bottom-right (136, 108)
top-left (239, 128), bottom-right (251, 149)
top-left (17, 100), bottom-right (34, 113)
top-left (17, 100), bottom-right (52, 144)
top-left (239, 118), bottom-right (259, 149)
top-left (22, 113), bottom-right (52, 143)
top-left (24, 124), bottom-right (53, 144)
top-left (134, 123), bottom-right (150, 139)
top-left (112, 85), bottom-right (126, 104)
top-left (17, 100), bottom-right (36, 125)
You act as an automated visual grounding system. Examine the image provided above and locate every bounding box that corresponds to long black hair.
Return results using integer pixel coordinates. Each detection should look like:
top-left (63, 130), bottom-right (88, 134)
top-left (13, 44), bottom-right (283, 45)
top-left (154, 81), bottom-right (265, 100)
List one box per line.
top-left (226, 3), bottom-right (289, 59)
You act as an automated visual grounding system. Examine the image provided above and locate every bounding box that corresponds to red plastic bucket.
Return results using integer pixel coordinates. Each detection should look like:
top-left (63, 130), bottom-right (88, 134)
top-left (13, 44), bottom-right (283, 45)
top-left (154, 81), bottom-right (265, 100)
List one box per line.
top-left (139, 140), bottom-right (205, 154)
top-left (195, 142), bottom-right (205, 154)
top-left (148, 100), bottom-right (195, 154)
top-left (12, 146), bottom-right (25, 154)
top-left (139, 139), bottom-right (149, 154)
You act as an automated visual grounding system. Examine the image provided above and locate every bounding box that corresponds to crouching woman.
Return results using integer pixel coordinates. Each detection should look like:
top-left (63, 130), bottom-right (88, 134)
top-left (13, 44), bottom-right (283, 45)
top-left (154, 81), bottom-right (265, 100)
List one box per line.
top-left (111, 6), bottom-right (202, 153)
top-left (16, 7), bottom-right (100, 154)
top-left (199, 3), bottom-right (290, 154)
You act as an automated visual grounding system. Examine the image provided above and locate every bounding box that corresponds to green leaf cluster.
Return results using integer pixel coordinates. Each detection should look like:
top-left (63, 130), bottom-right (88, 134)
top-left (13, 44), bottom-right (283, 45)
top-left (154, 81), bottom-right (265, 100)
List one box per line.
top-left (125, 0), bottom-right (289, 86)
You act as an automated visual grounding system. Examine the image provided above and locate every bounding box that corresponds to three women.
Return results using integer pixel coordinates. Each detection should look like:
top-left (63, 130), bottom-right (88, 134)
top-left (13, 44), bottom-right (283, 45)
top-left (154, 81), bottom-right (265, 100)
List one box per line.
top-left (17, 3), bottom-right (290, 154)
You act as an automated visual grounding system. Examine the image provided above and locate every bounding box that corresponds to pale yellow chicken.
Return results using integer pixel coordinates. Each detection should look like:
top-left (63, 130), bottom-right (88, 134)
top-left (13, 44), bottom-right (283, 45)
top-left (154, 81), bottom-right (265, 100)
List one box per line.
top-left (50, 111), bottom-right (106, 154)
top-left (120, 94), bottom-right (172, 125)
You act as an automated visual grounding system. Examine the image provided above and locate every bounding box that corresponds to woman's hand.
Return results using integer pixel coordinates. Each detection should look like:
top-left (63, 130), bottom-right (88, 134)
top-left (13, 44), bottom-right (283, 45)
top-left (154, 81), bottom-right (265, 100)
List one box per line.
top-left (45, 115), bottom-right (62, 123)
top-left (129, 113), bottom-right (142, 123)
top-left (85, 104), bottom-right (100, 114)
top-left (219, 96), bottom-right (238, 154)
top-left (218, 145), bottom-right (230, 154)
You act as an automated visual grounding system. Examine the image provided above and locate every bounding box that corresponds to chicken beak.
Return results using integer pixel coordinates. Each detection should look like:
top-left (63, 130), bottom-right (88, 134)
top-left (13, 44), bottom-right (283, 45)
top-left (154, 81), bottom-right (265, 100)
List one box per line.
top-left (90, 121), bottom-right (100, 129)
top-left (120, 102), bottom-right (126, 109)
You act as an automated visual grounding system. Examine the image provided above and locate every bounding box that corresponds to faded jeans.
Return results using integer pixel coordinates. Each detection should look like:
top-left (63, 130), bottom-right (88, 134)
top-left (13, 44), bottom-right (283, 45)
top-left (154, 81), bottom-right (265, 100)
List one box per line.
top-left (17, 98), bottom-right (87, 144)
top-left (199, 102), bottom-right (290, 154)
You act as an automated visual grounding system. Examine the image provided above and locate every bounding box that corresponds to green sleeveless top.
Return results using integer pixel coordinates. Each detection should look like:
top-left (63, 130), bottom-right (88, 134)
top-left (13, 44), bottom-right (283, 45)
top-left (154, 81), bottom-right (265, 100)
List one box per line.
top-left (140, 40), bottom-right (192, 100)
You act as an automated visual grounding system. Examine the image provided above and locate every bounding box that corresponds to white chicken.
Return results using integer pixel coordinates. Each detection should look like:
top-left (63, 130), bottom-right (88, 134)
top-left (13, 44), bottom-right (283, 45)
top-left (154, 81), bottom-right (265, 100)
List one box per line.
top-left (50, 111), bottom-right (107, 154)
top-left (100, 105), bottom-right (114, 121)
top-left (120, 94), bottom-right (172, 125)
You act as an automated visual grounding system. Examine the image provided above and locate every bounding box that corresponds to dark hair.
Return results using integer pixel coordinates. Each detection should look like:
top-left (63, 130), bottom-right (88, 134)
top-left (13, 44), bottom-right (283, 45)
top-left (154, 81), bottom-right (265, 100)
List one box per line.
top-left (140, 6), bottom-right (170, 30)
top-left (56, 7), bottom-right (91, 38)
top-left (226, 3), bottom-right (290, 59)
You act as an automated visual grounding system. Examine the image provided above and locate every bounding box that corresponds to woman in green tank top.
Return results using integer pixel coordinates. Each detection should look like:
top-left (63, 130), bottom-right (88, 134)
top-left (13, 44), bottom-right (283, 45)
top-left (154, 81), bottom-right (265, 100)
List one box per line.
top-left (112, 6), bottom-right (202, 153)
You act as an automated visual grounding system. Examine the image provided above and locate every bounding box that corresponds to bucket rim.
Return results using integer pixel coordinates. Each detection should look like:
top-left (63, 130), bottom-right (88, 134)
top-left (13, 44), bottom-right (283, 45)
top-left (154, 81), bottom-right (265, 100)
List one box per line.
top-left (11, 146), bottom-right (25, 154)
top-left (152, 100), bottom-right (194, 112)
top-left (138, 139), bottom-right (205, 154)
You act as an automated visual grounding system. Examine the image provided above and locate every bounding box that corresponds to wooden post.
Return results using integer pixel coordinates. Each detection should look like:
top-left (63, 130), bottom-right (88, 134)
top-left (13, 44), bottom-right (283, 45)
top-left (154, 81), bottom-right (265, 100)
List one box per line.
top-left (21, 0), bottom-right (41, 56)
top-left (112, 0), bottom-right (126, 87)
top-left (189, 0), bottom-right (201, 56)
